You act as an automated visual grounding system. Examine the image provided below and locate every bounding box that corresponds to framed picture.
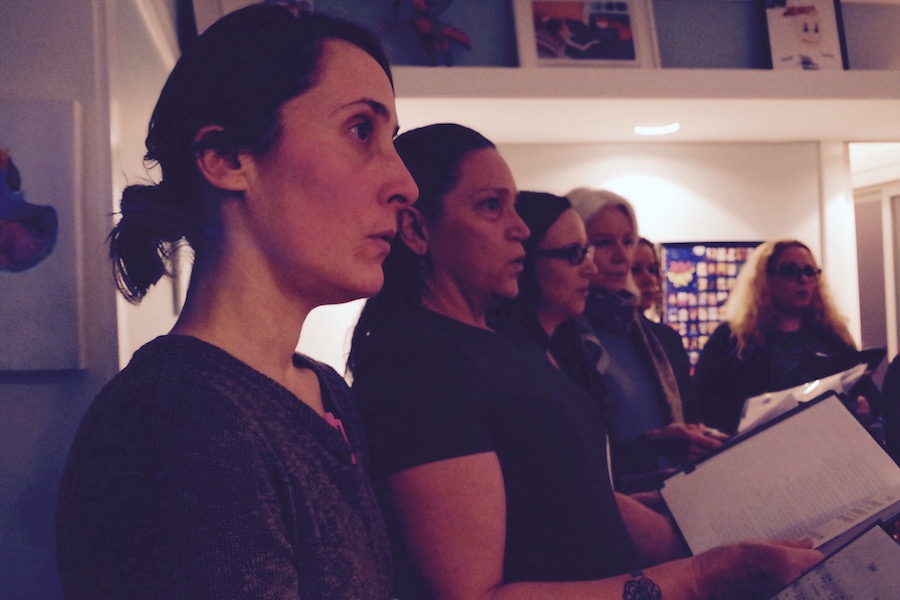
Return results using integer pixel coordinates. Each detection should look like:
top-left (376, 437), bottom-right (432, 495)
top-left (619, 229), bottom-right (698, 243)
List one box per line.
top-left (193, 0), bottom-right (314, 34)
top-left (513, 0), bottom-right (660, 68)
top-left (762, 0), bottom-right (849, 70)
top-left (0, 99), bottom-right (84, 370)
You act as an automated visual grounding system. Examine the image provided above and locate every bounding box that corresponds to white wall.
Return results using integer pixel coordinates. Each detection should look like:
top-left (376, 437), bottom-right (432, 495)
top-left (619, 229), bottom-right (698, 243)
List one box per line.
top-left (0, 1), bottom-right (118, 597)
top-left (502, 141), bottom-right (821, 250)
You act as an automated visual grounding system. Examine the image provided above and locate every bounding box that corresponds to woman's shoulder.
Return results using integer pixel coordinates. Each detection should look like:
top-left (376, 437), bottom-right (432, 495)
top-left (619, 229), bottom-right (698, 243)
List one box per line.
top-left (709, 321), bottom-right (734, 337)
top-left (643, 318), bottom-right (682, 344)
top-left (106, 335), bottom-right (229, 397)
top-left (85, 335), bottom-right (293, 445)
top-left (114, 335), bottom-right (269, 398)
top-left (701, 322), bottom-right (736, 349)
top-left (694, 322), bottom-right (741, 370)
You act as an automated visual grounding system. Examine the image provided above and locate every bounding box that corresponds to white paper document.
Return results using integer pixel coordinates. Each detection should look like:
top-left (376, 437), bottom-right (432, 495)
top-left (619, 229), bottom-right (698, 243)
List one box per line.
top-left (772, 525), bottom-right (900, 599)
top-left (737, 363), bottom-right (869, 435)
top-left (661, 393), bottom-right (900, 555)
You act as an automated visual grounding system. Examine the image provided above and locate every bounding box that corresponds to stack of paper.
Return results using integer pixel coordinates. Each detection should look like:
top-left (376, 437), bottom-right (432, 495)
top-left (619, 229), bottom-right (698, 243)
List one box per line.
top-left (662, 393), bottom-right (900, 556)
top-left (736, 363), bottom-right (869, 435)
top-left (772, 524), bottom-right (900, 599)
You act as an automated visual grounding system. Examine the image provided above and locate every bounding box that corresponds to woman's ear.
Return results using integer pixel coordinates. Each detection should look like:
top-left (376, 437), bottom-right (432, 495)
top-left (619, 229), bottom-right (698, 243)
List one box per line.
top-left (398, 208), bottom-right (429, 256)
top-left (193, 125), bottom-right (248, 192)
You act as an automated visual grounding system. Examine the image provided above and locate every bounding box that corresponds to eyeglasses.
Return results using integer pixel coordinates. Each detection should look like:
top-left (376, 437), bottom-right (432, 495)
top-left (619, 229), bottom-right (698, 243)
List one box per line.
top-left (534, 244), bottom-right (594, 266)
top-left (769, 263), bottom-right (822, 281)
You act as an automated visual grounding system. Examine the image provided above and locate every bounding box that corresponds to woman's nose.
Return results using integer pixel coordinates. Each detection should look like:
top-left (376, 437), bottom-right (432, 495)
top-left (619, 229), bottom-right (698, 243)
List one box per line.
top-left (610, 243), bottom-right (627, 262)
top-left (509, 209), bottom-right (530, 242)
top-left (582, 249), bottom-right (598, 276)
top-left (382, 151), bottom-right (419, 210)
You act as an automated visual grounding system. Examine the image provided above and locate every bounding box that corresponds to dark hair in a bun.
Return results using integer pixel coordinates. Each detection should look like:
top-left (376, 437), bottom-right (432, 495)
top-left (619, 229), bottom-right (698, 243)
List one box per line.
top-left (109, 4), bottom-right (392, 302)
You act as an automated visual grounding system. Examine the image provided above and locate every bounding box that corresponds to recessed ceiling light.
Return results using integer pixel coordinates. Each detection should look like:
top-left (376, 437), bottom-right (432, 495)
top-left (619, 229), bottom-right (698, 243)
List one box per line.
top-left (634, 122), bottom-right (680, 136)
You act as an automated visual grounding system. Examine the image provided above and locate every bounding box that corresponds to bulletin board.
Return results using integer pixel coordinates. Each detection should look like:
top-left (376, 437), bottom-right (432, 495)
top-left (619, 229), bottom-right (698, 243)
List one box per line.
top-left (661, 241), bottom-right (760, 369)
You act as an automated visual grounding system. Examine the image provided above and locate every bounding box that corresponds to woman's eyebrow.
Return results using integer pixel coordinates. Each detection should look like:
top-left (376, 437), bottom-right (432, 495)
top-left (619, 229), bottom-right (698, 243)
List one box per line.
top-left (338, 98), bottom-right (398, 135)
top-left (338, 98), bottom-right (391, 119)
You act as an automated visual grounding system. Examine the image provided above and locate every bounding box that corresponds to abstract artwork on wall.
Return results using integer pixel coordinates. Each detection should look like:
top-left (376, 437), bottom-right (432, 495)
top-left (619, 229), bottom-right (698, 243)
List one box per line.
top-left (0, 99), bottom-right (84, 370)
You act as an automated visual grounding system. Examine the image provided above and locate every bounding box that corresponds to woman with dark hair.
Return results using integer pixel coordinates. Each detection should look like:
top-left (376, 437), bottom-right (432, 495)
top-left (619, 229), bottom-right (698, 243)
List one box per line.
top-left (350, 124), bottom-right (821, 600)
top-left (492, 191), bottom-right (597, 352)
top-left (694, 239), bottom-right (866, 435)
top-left (490, 191), bottom-right (607, 405)
top-left (56, 4), bottom-right (417, 598)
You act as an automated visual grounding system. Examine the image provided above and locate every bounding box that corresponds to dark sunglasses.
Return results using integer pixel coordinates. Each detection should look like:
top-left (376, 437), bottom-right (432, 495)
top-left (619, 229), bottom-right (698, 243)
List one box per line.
top-left (769, 263), bottom-right (822, 281)
top-left (534, 244), bottom-right (594, 266)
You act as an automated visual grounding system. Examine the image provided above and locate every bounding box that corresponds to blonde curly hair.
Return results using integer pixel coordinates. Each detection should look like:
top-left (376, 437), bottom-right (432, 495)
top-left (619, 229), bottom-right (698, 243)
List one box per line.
top-left (722, 240), bottom-right (856, 356)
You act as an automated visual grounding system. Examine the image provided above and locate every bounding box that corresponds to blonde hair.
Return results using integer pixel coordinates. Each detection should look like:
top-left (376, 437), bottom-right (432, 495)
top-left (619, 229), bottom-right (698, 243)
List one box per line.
top-left (566, 187), bottom-right (640, 295)
top-left (722, 239), bottom-right (856, 355)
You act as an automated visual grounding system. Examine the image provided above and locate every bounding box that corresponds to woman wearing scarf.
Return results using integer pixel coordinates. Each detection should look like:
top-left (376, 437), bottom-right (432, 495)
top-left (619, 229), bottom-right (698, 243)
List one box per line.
top-left (566, 188), bottom-right (727, 492)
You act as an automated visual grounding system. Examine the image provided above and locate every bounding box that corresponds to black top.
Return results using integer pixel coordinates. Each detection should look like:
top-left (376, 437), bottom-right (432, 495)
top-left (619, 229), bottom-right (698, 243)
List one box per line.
top-left (878, 354), bottom-right (900, 465)
top-left (694, 322), bottom-right (859, 434)
top-left (57, 335), bottom-right (391, 600)
top-left (352, 308), bottom-right (640, 590)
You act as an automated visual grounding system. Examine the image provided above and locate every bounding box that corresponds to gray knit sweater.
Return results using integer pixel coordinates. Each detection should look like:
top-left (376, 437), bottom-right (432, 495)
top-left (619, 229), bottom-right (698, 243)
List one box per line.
top-left (56, 335), bottom-right (391, 599)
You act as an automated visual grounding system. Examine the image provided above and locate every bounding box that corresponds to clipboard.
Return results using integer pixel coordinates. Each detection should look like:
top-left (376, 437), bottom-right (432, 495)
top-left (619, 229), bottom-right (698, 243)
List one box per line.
top-left (735, 347), bottom-right (886, 436)
top-left (660, 392), bottom-right (900, 556)
top-left (770, 519), bottom-right (900, 599)
top-left (736, 362), bottom-right (870, 436)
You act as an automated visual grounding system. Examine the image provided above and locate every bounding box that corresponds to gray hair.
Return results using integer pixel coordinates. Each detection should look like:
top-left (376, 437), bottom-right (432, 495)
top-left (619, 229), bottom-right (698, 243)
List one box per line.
top-left (566, 187), bottom-right (639, 240)
top-left (566, 187), bottom-right (640, 295)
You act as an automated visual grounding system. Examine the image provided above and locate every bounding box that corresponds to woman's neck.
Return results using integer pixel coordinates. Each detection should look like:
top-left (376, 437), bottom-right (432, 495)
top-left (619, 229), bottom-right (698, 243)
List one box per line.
top-left (420, 276), bottom-right (492, 329)
top-left (170, 262), bottom-right (310, 384)
top-left (772, 309), bottom-right (804, 333)
top-left (537, 309), bottom-right (563, 340)
top-left (421, 292), bottom-right (489, 330)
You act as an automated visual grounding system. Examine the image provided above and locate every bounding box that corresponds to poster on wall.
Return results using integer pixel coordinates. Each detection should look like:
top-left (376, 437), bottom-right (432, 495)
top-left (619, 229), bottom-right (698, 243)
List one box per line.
top-left (513, 0), bottom-right (660, 68)
top-left (0, 100), bottom-right (84, 370)
top-left (762, 0), bottom-right (849, 70)
top-left (661, 242), bottom-right (761, 369)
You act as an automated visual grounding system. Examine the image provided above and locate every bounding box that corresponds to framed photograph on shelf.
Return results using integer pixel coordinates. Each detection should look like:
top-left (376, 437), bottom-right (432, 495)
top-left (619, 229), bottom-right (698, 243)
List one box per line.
top-left (513, 0), bottom-right (660, 68)
top-left (762, 0), bottom-right (848, 70)
top-left (193, 0), bottom-right (314, 34)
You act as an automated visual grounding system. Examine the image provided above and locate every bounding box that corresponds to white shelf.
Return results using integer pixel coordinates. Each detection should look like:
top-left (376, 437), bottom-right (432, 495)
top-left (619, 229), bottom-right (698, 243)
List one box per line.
top-left (393, 67), bottom-right (900, 143)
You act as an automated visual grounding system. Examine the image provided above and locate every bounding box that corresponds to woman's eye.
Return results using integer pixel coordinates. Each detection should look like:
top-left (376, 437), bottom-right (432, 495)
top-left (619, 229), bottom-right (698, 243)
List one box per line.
top-left (351, 119), bottom-right (373, 141)
top-left (479, 198), bottom-right (501, 212)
